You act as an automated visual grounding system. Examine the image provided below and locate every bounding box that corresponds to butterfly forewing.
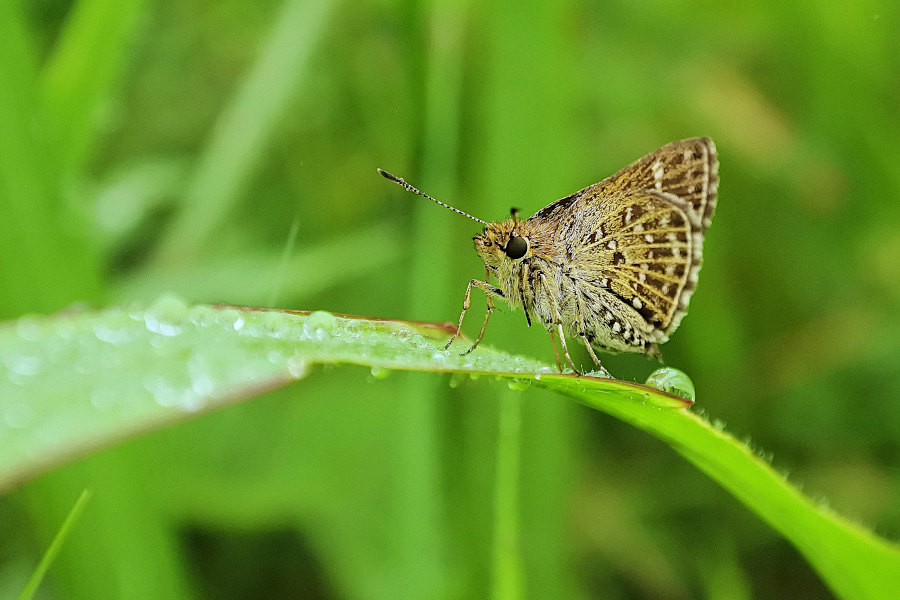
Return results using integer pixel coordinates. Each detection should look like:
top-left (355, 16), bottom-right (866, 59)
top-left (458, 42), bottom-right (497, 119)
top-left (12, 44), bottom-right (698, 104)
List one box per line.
top-left (601, 137), bottom-right (718, 229)
top-left (533, 138), bottom-right (717, 226)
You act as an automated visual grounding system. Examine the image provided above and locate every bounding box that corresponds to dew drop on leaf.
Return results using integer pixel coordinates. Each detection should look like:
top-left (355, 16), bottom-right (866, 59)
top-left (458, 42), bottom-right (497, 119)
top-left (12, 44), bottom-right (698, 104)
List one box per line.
top-left (369, 366), bottom-right (391, 380)
top-left (645, 367), bottom-right (695, 402)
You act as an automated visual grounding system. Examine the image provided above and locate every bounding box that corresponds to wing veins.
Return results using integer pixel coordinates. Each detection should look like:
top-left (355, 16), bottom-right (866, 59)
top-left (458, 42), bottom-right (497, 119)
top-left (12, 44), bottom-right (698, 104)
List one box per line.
top-left (612, 264), bottom-right (687, 284)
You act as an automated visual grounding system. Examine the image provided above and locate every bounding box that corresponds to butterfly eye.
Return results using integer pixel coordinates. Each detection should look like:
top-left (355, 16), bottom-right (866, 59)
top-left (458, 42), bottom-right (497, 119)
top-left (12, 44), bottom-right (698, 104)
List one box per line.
top-left (504, 235), bottom-right (528, 259)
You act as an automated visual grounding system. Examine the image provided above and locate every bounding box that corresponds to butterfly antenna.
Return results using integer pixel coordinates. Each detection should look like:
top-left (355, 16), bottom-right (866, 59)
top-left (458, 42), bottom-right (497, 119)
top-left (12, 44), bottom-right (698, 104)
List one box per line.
top-left (377, 169), bottom-right (488, 226)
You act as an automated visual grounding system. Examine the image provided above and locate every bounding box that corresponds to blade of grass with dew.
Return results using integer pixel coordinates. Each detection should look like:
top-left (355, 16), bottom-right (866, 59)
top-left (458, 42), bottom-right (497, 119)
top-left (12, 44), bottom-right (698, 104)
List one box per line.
top-left (0, 302), bottom-right (897, 599)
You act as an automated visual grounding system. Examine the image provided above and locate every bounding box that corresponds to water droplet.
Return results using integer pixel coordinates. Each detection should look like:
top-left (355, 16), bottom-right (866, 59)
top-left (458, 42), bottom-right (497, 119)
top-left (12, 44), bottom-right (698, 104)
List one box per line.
top-left (448, 372), bottom-right (467, 388)
top-left (187, 354), bottom-right (216, 397)
top-left (307, 311), bottom-right (334, 330)
top-left (54, 317), bottom-right (79, 340)
top-left (147, 293), bottom-right (189, 320)
top-left (266, 350), bottom-right (287, 364)
top-left (143, 374), bottom-right (201, 411)
top-left (287, 356), bottom-right (311, 379)
top-left (144, 294), bottom-right (188, 337)
top-left (369, 366), bottom-right (392, 380)
top-left (189, 305), bottom-right (215, 327)
top-left (584, 369), bottom-right (610, 379)
top-left (645, 367), bottom-right (695, 402)
top-left (8, 355), bottom-right (41, 377)
top-left (212, 308), bottom-right (241, 330)
top-left (15, 316), bottom-right (43, 342)
top-left (506, 378), bottom-right (530, 391)
top-left (93, 324), bottom-right (131, 345)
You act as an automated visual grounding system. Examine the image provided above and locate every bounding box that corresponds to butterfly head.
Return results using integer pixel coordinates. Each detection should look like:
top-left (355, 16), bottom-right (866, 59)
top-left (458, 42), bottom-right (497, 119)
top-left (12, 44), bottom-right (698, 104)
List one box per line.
top-left (474, 219), bottom-right (531, 270)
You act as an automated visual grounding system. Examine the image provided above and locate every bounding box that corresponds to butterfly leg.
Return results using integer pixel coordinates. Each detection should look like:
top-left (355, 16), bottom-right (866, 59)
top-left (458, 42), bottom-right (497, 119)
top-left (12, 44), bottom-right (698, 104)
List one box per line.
top-left (546, 328), bottom-right (564, 372)
top-left (554, 323), bottom-right (580, 374)
top-left (574, 296), bottom-right (610, 377)
top-left (445, 269), bottom-right (505, 354)
top-left (462, 288), bottom-right (494, 355)
top-left (581, 337), bottom-right (610, 377)
top-left (534, 270), bottom-right (580, 374)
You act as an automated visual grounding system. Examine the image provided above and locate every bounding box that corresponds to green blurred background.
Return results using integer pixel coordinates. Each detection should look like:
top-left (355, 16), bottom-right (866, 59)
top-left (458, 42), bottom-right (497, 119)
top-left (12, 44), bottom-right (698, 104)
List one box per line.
top-left (1, 0), bottom-right (898, 598)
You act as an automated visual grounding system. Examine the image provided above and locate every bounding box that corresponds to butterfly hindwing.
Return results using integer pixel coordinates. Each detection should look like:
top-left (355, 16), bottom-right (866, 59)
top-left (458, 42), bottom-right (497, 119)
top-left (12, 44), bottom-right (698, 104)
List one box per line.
top-left (569, 192), bottom-right (694, 338)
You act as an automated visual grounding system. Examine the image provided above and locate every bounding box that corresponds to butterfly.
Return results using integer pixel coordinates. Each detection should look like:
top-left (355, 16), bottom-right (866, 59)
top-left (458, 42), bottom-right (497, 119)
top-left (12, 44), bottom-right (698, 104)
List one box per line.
top-left (379, 137), bottom-right (718, 375)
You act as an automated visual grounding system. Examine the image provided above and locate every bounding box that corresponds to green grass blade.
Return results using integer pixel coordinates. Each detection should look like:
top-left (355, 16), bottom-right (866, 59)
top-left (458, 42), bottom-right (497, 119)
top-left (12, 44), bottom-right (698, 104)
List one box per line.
top-left (40, 0), bottom-right (149, 177)
top-left (0, 2), bottom-right (47, 313)
top-left (491, 395), bottom-right (524, 600)
top-left (18, 490), bottom-right (92, 600)
top-left (399, 0), bottom-right (473, 593)
top-left (153, 0), bottom-right (336, 265)
top-left (0, 3), bottom-right (101, 316)
top-left (0, 302), bottom-right (897, 599)
top-left (548, 377), bottom-right (900, 600)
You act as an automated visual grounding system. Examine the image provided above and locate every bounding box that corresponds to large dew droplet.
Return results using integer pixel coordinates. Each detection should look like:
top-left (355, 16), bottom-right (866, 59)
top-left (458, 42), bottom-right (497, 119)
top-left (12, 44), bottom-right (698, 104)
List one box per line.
top-left (645, 367), bottom-right (695, 402)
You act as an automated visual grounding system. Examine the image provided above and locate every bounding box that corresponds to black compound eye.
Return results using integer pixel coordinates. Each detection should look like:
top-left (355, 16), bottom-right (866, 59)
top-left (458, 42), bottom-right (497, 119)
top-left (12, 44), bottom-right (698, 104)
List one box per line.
top-left (504, 235), bottom-right (528, 259)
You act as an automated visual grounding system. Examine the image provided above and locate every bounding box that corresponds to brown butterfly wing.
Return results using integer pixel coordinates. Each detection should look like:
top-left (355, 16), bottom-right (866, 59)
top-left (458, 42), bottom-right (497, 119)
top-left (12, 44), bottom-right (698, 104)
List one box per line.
top-left (597, 137), bottom-right (719, 229)
top-left (531, 137), bottom-right (718, 229)
top-left (567, 192), bottom-right (695, 340)
top-left (530, 138), bottom-right (718, 341)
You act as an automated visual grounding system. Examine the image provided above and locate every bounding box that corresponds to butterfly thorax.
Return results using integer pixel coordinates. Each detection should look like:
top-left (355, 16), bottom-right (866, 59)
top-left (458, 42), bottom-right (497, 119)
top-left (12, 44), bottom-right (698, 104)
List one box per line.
top-left (474, 217), bottom-right (578, 331)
